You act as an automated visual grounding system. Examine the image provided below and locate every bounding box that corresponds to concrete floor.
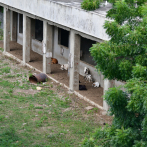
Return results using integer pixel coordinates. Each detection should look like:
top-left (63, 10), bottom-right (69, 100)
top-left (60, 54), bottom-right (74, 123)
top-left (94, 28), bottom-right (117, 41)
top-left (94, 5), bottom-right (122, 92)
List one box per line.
top-left (0, 41), bottom-right (104, 106)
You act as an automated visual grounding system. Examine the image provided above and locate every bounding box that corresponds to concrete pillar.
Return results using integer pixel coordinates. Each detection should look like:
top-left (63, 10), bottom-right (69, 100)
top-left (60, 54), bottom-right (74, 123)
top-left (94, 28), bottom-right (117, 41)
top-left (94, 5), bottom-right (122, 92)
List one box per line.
top-left (23, 14), bottom-right (31, 63)
top-left (69, 30), bottom-right (80, 91)
top-left (43, 21), bottom-right (53, 74)
top-left (10, 11), bottom-right (17, 41)
top-left (103, 79), bottom-right (115, 111)
top-left (4, 7), bottom-right (10, 52)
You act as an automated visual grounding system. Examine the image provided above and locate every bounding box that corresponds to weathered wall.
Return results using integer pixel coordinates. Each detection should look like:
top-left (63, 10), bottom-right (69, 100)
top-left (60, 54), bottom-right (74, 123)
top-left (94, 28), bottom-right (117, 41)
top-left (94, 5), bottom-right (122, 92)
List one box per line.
top-left (0, 0), bottom-right (110, 41)
top-left (17, 14), bottom-right (23, 45)
top-left (32, 39), bottom-right (43, 55)
top-left (17, 33), bottom-right (23, 45)
top-left (17, 33), bottom-right (43, 56)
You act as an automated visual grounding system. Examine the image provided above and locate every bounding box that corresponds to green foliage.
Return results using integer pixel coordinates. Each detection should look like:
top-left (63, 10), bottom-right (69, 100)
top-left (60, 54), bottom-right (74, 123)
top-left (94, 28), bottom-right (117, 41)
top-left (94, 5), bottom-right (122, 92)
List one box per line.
top-left (0, 29), bottom-right (3, 40)
top-left (0, 127), bottom-right (20, 146)
top-left (81, 0), bottom-right (102, 11)
top-left (90, 0), bottom-right (147, 81)
top-left (82, 137), bottom-right (95, 146)
top-left (0, 115), bottom-right (5, 121)
top-left (82, 0), bottom-right (147, 146)
top-left (87, 107), bottom-right (99, 114)
top-left (0, 67), bottom-right (11, 74)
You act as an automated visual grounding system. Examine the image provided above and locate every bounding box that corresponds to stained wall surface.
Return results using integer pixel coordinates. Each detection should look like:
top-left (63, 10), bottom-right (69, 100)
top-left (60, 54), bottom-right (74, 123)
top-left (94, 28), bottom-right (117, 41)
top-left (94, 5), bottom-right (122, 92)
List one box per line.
top-left (0, 0), bottom-right (111, 41)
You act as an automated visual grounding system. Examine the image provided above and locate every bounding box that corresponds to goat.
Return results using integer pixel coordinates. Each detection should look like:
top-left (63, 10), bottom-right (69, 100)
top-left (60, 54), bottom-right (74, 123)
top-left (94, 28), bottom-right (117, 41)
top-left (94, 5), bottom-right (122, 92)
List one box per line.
top-left (84, 74), bottom-right (93, 82)
top-left (79, 85), bottom-right (87, 90)
top-left (60, 64), bottom-right (69, 70)
top-left (84, 67), bottom-right (90, 75)
top-left (92, 82), bottom-right (100, 87)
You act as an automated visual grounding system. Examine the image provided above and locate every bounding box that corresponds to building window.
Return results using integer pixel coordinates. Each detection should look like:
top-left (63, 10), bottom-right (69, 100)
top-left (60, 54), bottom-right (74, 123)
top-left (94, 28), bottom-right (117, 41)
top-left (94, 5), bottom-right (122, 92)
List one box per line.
top-left (0, 6), bottom-right (3, 13)
top-left (19, 14), bottom-right (23, 33)
top-left (35, 19), bottom-right (43, 42)
top-left (58, 28), bottom-right (69, 48)
top-left (80, 37), bottom-right (97, 66)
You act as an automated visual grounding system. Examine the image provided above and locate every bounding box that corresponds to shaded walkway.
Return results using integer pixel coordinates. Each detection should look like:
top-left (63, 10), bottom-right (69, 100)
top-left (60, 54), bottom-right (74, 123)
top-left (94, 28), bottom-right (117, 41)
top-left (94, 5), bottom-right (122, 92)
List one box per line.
top-left (0, 41), bottom-right (103, 106)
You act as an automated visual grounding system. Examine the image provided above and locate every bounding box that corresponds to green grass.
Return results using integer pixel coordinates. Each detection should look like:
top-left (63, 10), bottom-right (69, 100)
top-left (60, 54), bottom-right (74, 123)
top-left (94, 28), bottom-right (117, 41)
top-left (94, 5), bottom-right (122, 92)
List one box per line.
top-left (0, 56), bottom-right (101, 147)
top-left (0, 67), bottom-right (11, 74)
top-left (0, 47), bottom-right (4, 51)
top-left (3, 74), bottom-right (16, 78)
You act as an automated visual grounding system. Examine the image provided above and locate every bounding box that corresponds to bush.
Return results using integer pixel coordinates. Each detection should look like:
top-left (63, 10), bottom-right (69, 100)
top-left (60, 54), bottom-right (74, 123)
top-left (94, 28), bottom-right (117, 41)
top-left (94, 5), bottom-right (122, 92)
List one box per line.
top-left (81, 0), bottom-right (102, 11)
top-left (81, 0), bottom-right (147, 146)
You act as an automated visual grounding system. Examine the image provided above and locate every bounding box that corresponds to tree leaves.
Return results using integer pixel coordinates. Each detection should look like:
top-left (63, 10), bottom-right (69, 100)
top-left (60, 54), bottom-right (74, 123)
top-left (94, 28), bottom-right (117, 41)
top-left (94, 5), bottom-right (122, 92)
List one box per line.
top-left (82, 1), bottom-right (147, 147)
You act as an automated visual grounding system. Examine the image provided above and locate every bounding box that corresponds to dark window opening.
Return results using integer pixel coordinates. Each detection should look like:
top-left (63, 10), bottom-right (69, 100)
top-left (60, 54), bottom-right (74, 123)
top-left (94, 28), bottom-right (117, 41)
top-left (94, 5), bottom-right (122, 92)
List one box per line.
top-left (19, 14), bottom-right (23, 33)
top-left (80, 37), bottom-right (96, 66)
top-left (35, 19), bottom-right (43, 42)
top-left (58, 28), bottom-right (69, 48)
top-left (0, 6), bottom-right (3, 13)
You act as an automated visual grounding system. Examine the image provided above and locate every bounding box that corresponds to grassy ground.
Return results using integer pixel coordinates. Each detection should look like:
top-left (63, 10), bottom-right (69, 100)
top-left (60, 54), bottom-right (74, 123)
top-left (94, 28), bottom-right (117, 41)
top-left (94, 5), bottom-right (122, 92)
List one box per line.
top-left (0, 52), bottom-right (111, 147)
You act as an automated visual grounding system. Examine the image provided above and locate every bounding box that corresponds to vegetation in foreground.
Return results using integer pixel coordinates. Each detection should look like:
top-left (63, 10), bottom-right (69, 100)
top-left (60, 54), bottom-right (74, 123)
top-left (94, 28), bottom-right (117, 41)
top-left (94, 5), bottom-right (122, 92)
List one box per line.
top-left (82, 0), bottom-right (147, 146)
top-left (0, 54), bottom-right (108, 147)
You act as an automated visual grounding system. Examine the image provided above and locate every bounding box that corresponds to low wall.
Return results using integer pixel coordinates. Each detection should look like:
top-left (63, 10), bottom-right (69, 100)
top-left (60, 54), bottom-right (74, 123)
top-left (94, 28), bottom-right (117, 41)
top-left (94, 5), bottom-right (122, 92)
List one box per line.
top-left (17, 33), bottom-right (23, 45)
top-left (32, 39), bottom-right (43, 55)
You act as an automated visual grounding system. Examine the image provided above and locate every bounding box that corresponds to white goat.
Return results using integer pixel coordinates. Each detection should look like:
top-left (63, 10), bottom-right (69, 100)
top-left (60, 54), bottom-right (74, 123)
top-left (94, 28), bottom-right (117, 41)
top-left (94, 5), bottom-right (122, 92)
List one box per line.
top-left (92, 82), bottom-right (100, 87)
top-left (84, 67), bottom-right (90, 75)
top-left (60, 64), bottom-right (69, 70)
top-left (85, 74), bottom-right (93, 82)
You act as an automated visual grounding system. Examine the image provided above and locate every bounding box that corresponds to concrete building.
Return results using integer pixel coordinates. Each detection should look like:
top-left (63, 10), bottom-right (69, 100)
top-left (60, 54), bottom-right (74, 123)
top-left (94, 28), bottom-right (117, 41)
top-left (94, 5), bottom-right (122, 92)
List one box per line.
top-left (0, 0), bottom-right (124, 111)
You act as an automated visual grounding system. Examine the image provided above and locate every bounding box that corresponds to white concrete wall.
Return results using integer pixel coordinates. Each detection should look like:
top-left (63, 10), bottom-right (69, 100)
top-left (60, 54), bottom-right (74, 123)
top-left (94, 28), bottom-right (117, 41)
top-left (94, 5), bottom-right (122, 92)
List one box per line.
top-left (17, 14), bottom-right (23, 45)
top-left (17, 33), bottom-right (23, 45)
top-left (17, 34), bottom-right (43, 55)
top-left (32, 39), bottom-right (43, 55)
top-left (115, 80), bottom-right (126, 91)
top-left (0, 0), bottom-right (110, 41)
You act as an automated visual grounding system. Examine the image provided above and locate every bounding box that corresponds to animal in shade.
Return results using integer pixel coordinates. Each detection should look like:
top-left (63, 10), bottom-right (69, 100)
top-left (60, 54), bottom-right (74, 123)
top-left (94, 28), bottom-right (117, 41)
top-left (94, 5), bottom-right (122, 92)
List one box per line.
top-left (84, 74), bottom-right (93, 82)
top-left (51, 58), bottom-right (58, 64)
top-left (79, 85), bottom-right (87, 90)
top-left (60, 64), bottom-right (69, 70)
top-left (92, 82), bottom-right (100, 87)
top-left (84, 67), bottom-right (90, 75)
